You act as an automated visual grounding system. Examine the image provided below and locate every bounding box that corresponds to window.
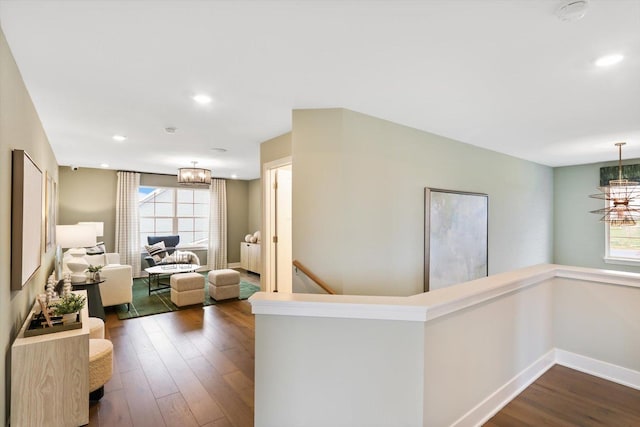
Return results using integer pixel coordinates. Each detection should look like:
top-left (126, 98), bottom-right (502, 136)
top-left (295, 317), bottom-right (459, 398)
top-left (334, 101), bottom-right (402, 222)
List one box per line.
top-left (605, 189), bottom-right (640, 263)
top-left (607, 224), bottom-right (640, 261)
top-left (138, 186), bottom-right (210, 249)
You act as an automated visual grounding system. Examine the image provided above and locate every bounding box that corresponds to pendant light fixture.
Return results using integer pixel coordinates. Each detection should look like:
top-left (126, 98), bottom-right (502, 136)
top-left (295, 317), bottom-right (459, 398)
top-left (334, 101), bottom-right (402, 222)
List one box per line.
top-left (177, 161), bottom-right (211, 187)
top-left (590, 142), bottom-right (640, 226)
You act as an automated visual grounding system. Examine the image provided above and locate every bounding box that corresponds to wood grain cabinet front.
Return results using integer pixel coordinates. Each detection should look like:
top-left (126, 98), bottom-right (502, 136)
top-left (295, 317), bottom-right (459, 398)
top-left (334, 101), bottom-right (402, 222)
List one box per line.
top-left (11, 291), bottom-right (90, 427)
top-left (240, 242), bottom-right (261, 274)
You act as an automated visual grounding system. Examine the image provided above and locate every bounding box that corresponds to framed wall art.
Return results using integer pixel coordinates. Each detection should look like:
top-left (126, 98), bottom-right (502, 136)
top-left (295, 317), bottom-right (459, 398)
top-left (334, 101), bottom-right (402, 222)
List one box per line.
top-left (11, 150), bottom-right (43, 290)
top-left (424, 188), bottom-right (488, 292)
top-left (45, 172), bottom-right (56, 251)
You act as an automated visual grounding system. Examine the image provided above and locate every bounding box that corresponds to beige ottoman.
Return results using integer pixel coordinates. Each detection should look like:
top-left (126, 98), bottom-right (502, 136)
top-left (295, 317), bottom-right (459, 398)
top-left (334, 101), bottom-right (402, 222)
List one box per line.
top-left (89, 339), bottom-right (113, 399)
top-left (170, 272), bottom-right (205, 307)
top-left (208, 269), bottom-right (240, 301)
top-left (88, 317), bottom-right (105, 339)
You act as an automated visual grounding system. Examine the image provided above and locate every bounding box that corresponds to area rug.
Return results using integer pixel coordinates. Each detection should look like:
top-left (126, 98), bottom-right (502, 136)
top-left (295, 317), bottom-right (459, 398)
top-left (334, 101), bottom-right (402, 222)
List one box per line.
top-left (116, 276), bottom-right (261, 320)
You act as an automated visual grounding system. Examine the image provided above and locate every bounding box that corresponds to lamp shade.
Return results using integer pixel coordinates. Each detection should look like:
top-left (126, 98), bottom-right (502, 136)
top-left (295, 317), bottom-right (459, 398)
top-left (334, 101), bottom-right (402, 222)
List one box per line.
top-left (78, 221), bottom-right (104, 237)
top-left (56, 224), bottom-right (96, 249)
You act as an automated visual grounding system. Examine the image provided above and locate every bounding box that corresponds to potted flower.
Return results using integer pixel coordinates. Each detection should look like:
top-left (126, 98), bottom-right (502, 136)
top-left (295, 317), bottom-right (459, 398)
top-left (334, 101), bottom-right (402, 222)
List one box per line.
top-left (87, 264), bottom-right (103, 282)
top-left (51, 293), bottom-right (86, 324)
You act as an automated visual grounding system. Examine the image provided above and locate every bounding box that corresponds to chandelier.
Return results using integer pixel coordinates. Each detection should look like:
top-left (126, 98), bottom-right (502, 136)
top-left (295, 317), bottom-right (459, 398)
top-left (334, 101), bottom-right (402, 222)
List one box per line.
top-left (590, 142), bottom-right (640, 226)
top-left (177, 161), bottom-right (211, 187)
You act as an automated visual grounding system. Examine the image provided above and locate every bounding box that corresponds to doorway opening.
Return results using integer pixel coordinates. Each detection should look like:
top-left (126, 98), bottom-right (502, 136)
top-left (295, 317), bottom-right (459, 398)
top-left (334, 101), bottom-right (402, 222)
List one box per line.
top-left (263, 158), bottom-right (292, 293)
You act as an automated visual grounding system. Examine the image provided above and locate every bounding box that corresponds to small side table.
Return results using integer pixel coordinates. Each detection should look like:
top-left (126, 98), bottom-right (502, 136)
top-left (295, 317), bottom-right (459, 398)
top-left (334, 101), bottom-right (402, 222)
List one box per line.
top-left (72, 280), bottom-right (106, 320)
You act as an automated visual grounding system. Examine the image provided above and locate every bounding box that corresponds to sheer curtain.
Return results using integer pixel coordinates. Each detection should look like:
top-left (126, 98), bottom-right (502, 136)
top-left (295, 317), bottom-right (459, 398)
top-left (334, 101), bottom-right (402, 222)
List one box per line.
top-left (208, 179), bottom-right (227, 270)
top-left (115, 171), bottom-right (141, 276)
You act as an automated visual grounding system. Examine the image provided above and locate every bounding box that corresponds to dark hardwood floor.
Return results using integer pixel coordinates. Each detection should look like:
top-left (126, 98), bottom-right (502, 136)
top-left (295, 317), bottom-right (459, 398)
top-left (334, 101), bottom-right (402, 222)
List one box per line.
top-left (89, 270), bottom-right (259, 427)
top-left (485, 364), bottom-right (640, 426)
top-left (91, 270), bottom-right (640, 427)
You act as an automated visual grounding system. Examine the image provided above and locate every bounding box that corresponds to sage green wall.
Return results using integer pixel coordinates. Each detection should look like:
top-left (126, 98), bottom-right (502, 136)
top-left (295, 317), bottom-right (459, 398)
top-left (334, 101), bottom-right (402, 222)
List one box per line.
top-left (59, 171), bottom-right (252, 264)
top-left (140, 173), bottom-right (180, 188)
top-left (58, 167), bottom-right (117, 251)
top-left (292, 108), bottom-right (554, 296)
top-left (260, 132), bottom-right (292, 168)
top-left (226, 179), bottom-right (249, 263)
top-left (553, 160), bottom-right (640, 273)
top-left (248, 179), bottom-right (261, 234)
top-left (0, 28), bottom-right (59, 424)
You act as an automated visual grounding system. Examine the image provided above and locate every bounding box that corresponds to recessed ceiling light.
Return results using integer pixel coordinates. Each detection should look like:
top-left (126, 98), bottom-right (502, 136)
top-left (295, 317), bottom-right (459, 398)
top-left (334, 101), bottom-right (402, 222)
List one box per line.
top-left (112, 134), bottom-right (127, 142)
top-left (193, 94), bottom-right (212, 105)
top-left (555, 0), bottom-right (589, 22)
top-left (211, 147), bottom-right (227, 153)
top-left (100, 163), bottom-right (109, 168)
top-left (164, 127), bottom-right (177, 134)
top-left (595, 54), bottom-right (624, 67)
top-left (231, 174), bottom-right (238, 179)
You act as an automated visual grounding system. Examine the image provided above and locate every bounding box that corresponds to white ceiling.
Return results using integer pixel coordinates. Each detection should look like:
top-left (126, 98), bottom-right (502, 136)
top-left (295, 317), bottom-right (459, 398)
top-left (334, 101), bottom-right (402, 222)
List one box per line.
top-left (1, 0), bottom-right (639, 179)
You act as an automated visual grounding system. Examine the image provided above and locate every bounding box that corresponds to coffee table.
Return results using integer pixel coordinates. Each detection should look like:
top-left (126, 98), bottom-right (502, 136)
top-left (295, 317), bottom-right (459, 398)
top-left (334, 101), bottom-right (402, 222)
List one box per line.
top-left (144, 263), bottom-right (201, 295)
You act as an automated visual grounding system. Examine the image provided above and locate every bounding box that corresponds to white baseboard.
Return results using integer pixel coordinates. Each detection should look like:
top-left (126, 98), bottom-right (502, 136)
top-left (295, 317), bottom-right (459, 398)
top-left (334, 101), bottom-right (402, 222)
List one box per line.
top-left (555, 349), bottom-right (640, 391)
top-left (452, 348), bottom-right (640, 427)
top-left (228, 262), bottom-right (241, 268)
top-left (451, 349), bottom-right (555, 427)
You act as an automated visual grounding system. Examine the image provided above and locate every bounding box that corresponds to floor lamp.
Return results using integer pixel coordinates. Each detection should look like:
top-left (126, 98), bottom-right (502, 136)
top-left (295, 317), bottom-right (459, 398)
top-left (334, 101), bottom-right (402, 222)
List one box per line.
top-left (56, 224), bottom-right (97, 283)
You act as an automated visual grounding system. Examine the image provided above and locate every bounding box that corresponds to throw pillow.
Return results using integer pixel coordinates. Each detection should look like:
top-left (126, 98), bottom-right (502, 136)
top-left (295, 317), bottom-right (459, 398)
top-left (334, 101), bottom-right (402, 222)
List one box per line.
top-left (85, 241), bottom-right (106, 255)
top-left (145, 241), bottom-right (167, 263)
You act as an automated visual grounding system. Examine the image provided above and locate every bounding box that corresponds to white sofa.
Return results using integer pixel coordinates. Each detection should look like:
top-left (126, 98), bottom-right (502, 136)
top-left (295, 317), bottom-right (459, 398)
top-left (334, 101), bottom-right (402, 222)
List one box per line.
top-left (63, 252), bottom-right (133, 310)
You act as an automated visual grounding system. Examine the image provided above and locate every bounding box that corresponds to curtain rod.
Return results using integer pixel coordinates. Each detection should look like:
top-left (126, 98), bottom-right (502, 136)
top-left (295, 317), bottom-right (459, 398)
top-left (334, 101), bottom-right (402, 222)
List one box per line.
top-left (117, 170), bottom-right (231, 180)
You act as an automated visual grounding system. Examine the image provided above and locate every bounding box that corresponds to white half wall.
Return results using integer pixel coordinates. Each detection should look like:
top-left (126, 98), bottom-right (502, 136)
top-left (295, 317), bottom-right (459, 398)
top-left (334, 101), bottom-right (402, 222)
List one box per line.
top-left (254, 316), bottom-right (424, 427)
top-left (251, 265), bottom-right (640, 427)
top-left (553, 276), bottom-right (640, 371)
top-left (422, 280), bottom-right (553, 426)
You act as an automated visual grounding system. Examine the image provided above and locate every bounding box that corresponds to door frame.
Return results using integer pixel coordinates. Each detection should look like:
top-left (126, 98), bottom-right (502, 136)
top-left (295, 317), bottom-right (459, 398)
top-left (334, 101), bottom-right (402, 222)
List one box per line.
top-left (262, 156), bottom-right (292, 293)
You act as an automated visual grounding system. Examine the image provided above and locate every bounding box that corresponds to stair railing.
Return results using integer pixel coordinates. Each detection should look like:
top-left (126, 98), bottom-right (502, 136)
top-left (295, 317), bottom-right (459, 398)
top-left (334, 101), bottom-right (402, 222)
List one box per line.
top-left (292, 259), bottom-right (337, 295)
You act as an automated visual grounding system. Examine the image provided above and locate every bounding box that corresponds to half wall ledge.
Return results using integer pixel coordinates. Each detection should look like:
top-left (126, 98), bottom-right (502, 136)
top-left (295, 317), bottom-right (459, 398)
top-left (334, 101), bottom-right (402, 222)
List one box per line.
top-left (249, 263), bottom-right (640, 322)
top-left (250, 264), bottom-right (640, 426)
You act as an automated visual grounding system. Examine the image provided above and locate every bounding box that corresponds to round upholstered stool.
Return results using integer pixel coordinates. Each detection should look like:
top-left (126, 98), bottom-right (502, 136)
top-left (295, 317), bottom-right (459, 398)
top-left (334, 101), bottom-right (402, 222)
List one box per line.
top-left (89, 338), bottom-right (113, 401)
top-left (88, 317), bottom-right (105, 339)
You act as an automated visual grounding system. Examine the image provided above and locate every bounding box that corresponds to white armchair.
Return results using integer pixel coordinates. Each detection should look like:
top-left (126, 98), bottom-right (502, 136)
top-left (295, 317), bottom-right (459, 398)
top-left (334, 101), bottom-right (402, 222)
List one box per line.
top-left (63, 252), bottom-right (133, 310)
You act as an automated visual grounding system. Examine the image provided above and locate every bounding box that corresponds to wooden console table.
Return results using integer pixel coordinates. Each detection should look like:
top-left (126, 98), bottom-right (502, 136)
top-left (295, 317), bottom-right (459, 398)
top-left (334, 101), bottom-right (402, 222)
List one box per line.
top-left (11, 291), bottom-right (90, 427)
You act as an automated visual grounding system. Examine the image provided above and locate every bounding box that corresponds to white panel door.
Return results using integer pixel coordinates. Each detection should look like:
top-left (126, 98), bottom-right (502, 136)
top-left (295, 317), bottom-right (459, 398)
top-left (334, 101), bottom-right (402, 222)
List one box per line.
top-left (275, 166), bottom-right (292, 293)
